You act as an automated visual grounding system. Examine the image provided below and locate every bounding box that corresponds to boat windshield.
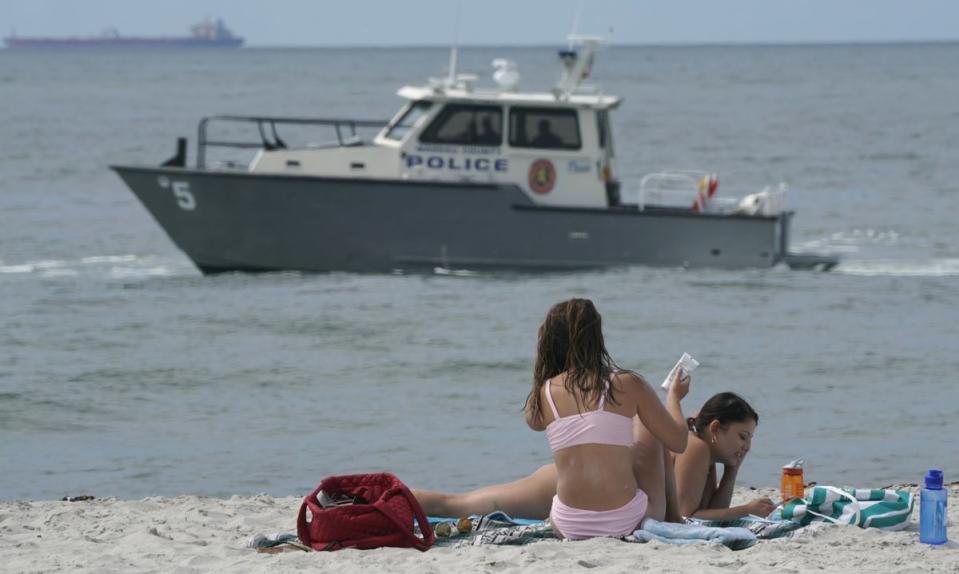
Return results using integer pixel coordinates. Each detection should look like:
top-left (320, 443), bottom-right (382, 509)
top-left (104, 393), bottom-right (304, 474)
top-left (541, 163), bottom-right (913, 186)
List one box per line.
top-left (384, 101), bottom-right (432, 141)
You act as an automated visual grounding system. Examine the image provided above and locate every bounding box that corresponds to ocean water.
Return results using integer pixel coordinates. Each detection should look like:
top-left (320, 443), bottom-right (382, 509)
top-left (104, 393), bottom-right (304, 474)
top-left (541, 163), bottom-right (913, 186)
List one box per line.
top-left (1, 44), bottom-right (958, 501)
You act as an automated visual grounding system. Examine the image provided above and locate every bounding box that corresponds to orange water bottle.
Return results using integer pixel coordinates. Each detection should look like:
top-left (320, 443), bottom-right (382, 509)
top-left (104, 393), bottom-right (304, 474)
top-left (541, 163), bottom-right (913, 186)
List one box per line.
top-left (781, 459), bottom-right (805, 502)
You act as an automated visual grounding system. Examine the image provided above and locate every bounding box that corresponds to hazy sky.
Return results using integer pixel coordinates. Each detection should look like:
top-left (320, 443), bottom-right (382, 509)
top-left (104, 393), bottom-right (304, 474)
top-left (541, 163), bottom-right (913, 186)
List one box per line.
top-left (3, 0), bottom-right (958, 46)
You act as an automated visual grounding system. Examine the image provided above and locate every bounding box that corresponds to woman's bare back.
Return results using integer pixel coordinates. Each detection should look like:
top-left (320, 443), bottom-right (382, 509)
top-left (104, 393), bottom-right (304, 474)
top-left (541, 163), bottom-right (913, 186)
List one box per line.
top-left (542, 372), bottom-right (641, 510)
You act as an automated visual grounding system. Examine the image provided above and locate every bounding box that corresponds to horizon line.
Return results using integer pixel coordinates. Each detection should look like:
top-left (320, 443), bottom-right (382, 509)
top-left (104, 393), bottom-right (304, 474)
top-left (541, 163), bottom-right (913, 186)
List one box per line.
top-left (4, 37), bottom-right (958, 51)
top-left (242, 38), bottom-right (959, 49)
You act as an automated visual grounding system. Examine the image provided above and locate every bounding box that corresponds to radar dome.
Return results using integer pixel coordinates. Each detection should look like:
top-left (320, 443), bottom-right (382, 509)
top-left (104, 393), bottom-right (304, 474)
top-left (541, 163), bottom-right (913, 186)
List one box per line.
top-left (492, 59), bottom-right (519, 91)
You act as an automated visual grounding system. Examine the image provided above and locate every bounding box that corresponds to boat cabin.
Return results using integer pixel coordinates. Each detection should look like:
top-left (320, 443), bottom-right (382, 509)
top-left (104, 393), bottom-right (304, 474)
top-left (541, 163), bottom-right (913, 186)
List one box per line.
top-left (245, 39), bottom-right (622, 209)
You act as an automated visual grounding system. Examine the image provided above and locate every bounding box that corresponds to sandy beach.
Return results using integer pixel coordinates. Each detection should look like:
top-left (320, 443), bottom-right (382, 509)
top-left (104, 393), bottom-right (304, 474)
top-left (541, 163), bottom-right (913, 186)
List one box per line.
top-left (2, 486), bottom-right (956, 573)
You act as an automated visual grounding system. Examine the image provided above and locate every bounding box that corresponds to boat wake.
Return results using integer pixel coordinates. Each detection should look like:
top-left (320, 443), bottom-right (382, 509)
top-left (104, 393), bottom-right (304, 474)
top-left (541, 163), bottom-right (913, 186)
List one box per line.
top-left (0, 254), bottom-right (195, 279)
top-left (833, 258), bottom-right (959, 278)
top-left (432, 266), bottom-right (479, 277)
top-left (794, 228), bottom-right (957, 277)
top-left (796, 228), bottom-right (901, 255)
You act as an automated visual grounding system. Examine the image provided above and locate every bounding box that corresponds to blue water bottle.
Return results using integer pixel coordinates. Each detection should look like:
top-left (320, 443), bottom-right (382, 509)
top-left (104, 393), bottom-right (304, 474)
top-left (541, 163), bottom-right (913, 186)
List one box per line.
top-left (919, 469), bottom-right (947, 545)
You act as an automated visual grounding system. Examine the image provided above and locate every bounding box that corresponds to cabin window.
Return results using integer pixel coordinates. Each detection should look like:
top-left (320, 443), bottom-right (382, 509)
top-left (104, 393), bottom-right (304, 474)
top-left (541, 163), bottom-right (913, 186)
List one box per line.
top-left (385, 101), bottom-right (433, 141)
top-left (419, 104), bottom-right (503, 146)
top-left (509, 107), bottom-right (581, 150)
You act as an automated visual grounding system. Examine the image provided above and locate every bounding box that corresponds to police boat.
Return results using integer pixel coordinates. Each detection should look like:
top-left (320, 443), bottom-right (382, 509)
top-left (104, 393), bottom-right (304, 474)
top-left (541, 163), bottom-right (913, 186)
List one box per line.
top-left (112, 38), bottom-right (838, 274)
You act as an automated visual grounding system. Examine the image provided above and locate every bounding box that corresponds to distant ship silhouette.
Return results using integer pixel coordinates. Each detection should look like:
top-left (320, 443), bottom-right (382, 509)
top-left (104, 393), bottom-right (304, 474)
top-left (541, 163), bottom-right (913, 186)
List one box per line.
top-left (3, 18), bottom-right (243, 49)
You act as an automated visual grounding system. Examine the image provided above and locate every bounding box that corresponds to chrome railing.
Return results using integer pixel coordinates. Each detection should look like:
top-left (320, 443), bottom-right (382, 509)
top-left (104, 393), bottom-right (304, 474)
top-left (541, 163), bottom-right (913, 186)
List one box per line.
top-left (196, 115), bottom-right (388, 169)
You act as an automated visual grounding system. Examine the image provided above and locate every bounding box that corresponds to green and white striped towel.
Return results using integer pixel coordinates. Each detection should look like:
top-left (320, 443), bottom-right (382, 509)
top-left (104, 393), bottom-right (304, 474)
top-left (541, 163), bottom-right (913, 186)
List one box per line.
top-left (781, 486), bottom-right (914, 531)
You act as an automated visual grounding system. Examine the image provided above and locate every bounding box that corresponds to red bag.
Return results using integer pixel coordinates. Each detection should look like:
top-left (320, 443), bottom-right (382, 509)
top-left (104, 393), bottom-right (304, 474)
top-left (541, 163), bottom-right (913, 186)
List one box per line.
top-left (296, 472), bottom-right (435, 552)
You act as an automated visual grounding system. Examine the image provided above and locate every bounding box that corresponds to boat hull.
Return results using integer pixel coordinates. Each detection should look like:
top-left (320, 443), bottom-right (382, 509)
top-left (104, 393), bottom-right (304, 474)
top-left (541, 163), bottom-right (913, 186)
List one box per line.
top-left (112, 166), bottom-right (791, 273)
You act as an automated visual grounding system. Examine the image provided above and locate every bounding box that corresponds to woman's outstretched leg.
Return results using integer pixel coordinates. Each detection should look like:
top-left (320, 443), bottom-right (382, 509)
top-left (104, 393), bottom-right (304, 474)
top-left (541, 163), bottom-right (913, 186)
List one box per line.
top-left (412, 463), bottom-right (557, 519)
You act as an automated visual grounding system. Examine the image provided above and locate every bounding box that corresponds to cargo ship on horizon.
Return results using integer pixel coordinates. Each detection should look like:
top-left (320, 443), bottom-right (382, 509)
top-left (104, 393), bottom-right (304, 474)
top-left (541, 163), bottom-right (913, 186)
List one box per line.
top-left (3, 18), bottom-right (243, 49)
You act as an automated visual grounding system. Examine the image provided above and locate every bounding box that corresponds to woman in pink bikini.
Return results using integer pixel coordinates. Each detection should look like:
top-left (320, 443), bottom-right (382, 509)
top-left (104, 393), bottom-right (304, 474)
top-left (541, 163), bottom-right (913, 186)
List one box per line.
top-left (522, 298), bottom-right (690, 539)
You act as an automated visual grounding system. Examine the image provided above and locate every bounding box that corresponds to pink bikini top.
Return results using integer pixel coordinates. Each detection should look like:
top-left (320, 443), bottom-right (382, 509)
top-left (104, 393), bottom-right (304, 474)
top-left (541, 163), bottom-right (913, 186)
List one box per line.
top-left (545, 377), bottom-right (634, 452)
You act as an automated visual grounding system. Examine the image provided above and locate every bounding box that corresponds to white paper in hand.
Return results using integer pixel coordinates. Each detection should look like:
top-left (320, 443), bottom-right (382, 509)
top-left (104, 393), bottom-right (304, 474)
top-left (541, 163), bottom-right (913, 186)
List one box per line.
top-left (661, 352), bottom-right (699, 390)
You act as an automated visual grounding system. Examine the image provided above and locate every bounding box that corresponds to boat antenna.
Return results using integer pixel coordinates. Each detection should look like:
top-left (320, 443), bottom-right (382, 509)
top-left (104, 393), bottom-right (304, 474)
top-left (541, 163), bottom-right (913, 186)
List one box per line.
top-left (568, 0), bottom-right (585, 50)
top-left (447, 1), bottom-right (462, 85)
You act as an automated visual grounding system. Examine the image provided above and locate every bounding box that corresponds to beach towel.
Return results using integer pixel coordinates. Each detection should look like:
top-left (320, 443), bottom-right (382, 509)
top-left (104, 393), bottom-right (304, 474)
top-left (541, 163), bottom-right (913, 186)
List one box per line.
top-left (626, 518), bottom-right (757, 550)
top-left (781, 486), bottom-right (914, 531)
top-left (686, 515), bottom-right (810, 540)
top-left (428, 512), bottom-right (757, 550)
top-left (246, 532), bottom-right (311, 553)
top-left (254, 512), bottom-right (780, 553)
top-left (429, 512), bottom-right (556, 547)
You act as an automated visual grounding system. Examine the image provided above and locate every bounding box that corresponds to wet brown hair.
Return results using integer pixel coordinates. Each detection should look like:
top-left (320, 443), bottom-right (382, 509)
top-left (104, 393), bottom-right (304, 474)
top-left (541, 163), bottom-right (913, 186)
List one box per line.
top-left (687, 392), bottom-right (759, 436)
top-left (524, 298), bottom-right (620, 425)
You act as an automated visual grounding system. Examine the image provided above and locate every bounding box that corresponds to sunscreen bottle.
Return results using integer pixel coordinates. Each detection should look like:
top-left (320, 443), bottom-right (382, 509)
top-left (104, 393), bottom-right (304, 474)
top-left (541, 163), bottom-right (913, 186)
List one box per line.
top-left (661, 353), bottom-right (699, 390)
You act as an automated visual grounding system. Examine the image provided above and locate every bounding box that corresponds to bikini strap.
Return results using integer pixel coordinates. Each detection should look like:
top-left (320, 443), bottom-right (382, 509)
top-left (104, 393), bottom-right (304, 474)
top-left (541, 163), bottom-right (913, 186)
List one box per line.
top-left (598, 378), bottom-right (610, 410)
top-left (544, 379), bottom-right (561, 419)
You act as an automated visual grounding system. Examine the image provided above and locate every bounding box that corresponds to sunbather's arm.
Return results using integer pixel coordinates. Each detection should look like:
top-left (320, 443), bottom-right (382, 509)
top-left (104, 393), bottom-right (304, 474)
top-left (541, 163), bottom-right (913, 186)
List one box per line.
top-left (708, 463), bottom-right (738, 510)
top-left (686, 499), bottom-right (775, 521)
top-left (629, 371), bottom-right (689, 454)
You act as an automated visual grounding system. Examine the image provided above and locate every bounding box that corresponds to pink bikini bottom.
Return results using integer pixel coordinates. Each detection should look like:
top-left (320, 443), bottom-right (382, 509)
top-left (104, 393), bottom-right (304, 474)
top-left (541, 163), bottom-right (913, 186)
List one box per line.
top-left (549, 489), bottom-right (648, 540)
